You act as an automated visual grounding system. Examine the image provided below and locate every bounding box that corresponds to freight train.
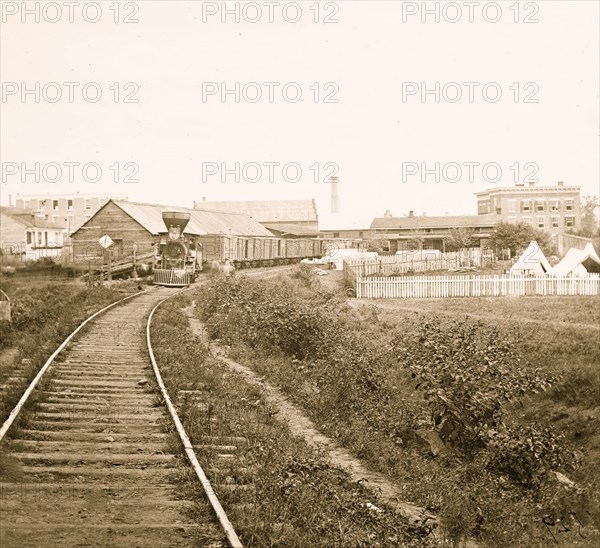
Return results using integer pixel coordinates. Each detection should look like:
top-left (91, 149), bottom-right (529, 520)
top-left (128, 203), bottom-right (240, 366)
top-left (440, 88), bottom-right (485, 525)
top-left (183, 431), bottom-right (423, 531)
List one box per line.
top-left (152, 212), bottom-right (357, 287)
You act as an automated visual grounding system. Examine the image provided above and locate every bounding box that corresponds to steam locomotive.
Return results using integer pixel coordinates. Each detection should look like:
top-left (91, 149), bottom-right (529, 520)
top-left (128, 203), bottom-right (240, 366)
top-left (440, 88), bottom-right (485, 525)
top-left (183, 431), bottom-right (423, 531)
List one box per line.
top-left (153, 212), bottom-right (202, 287)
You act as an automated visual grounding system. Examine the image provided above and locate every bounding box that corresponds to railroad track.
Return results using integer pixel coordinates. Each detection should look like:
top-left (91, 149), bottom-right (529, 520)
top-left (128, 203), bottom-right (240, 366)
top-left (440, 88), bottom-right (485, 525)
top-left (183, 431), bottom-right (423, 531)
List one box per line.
top-left (0, 285), bottom-right (243, 547)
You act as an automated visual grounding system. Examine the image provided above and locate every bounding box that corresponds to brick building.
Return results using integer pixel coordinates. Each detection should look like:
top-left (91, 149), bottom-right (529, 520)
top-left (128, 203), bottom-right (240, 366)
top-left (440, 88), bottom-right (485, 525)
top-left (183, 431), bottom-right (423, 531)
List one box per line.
top-left (474, 182), bottom-right (581, 234)
top-left (13, 193), bottom-right (128, 235)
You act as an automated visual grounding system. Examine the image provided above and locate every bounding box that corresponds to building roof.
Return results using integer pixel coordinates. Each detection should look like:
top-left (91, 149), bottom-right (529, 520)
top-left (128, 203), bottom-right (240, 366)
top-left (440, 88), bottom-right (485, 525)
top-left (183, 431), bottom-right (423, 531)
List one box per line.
top-left (0, 207), bottom-right (65, 230)
top-left (192, 199), bottom-right (318, 224)
top-left (262, 223), bottom-right (320, 237)
top-left (370, 214), bottom-right (500, 230)
top-left (73, 200), bottom-right (275, 238)
top-left (475, 184), bottom-right (580, 196)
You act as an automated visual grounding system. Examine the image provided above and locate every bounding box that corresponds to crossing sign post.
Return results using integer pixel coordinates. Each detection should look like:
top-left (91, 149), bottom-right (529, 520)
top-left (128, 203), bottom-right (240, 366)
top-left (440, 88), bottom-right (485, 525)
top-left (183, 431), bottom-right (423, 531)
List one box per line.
top-left (99, 235), bottom-right (114, 280)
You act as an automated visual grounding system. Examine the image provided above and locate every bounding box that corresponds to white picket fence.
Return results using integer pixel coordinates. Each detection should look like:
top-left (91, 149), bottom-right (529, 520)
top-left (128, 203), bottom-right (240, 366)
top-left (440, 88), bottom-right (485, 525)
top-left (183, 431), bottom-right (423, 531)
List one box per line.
top-left (353, 274), bottom-right (600, 299)
top-left (346, 252), bottom-right (489, 277)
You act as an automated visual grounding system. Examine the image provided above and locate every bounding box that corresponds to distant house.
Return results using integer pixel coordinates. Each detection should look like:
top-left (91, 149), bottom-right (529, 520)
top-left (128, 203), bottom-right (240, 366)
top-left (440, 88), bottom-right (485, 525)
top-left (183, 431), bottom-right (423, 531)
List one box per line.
top-left (71, 200), bottom-right (277, 264)
top-left (193, 199), bottom-right (319, 231)
top-left (0, 207), bottom-right (66, 261)
top-left (370, 212), bottom-right (500, 253)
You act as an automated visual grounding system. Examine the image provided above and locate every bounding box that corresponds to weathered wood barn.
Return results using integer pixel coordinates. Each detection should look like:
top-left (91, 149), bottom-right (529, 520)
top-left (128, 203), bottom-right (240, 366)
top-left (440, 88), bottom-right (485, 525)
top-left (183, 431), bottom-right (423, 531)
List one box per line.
top-left (70, 200), bottom-right (278, 264)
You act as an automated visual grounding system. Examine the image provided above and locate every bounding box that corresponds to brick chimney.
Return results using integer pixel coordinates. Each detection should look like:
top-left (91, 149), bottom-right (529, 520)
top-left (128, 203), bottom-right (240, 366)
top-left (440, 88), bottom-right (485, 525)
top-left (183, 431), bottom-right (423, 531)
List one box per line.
top-left (384, 209), bottom-right (392, 218)
top-left (408, 210), bottom-right (414, 217)
top-left (557, 181), bottom-right (564, 187)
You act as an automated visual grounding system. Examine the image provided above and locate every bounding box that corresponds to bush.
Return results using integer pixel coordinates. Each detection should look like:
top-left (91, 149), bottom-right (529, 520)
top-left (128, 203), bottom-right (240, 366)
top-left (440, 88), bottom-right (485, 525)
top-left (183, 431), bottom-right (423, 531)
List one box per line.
top-left (390, 316), bottom-right (564, 483)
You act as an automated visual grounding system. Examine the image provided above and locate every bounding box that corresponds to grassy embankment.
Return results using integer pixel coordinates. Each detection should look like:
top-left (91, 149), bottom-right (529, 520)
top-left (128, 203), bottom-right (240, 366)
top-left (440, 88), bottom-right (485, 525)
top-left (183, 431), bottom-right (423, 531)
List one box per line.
top-left (151, 297), bottom-right (433, 547)
top-left (189, 266), bottom-right (599, 547)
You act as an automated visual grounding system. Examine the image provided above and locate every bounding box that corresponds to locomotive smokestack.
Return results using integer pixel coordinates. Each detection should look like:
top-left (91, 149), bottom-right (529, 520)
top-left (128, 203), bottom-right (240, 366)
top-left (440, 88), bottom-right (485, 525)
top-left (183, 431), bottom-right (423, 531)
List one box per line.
top-left (162, 211), bottom-right (191, 233)
top-left (330, 175), bottom-right (340, 213)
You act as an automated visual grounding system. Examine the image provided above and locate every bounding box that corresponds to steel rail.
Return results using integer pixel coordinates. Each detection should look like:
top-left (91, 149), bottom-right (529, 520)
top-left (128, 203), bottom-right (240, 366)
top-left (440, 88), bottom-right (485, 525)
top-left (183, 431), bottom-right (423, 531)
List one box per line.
top-left (146, 291), bottom-right (244, 548)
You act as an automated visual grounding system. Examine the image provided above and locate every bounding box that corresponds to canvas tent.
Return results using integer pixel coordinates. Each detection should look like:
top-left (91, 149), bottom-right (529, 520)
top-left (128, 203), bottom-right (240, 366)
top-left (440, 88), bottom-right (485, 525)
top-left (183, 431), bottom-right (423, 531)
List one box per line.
top-left (552, 242), bottom-right (600, 277)
top-left (510, 241), bottom-right (553, 276)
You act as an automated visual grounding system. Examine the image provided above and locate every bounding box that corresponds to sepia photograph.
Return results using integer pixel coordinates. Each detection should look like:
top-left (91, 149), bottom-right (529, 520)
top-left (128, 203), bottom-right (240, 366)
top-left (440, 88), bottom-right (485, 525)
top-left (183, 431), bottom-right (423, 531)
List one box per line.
top-left (1, 1), bottom-right (599, 546)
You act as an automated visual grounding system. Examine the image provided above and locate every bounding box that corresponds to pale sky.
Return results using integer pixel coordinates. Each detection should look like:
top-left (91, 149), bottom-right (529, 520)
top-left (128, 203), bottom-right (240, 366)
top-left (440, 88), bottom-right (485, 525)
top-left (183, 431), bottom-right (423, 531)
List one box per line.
top-left (1, 1), bottom-right (599, 227)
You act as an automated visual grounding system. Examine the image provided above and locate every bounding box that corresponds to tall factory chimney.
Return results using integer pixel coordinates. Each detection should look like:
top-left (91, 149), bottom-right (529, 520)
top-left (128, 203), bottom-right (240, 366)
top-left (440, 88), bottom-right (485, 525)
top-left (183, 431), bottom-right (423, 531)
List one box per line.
top-left (329, 175), bottom-right (340, 213)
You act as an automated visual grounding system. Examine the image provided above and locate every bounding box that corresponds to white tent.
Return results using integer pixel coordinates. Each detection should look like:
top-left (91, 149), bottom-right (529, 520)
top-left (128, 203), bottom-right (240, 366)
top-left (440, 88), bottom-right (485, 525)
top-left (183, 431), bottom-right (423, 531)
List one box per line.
top-left (553, 242), bottom-right (600, 277)
top-left (510, 241), bottom-right (553, 276)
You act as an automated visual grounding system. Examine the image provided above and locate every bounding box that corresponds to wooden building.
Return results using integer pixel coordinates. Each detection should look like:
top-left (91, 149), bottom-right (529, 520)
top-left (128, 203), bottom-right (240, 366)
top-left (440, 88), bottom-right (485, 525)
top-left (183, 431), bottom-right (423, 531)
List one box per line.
top-left (370, 212), bottom-right (500, 253)
top-left (71, 200), bottom-right (278, 264)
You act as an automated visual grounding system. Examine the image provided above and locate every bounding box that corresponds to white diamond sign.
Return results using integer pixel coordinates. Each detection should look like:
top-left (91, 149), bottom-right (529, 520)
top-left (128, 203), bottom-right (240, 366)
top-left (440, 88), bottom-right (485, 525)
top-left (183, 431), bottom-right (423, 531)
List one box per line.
top-left (99, 235), bottom-right (114, 249)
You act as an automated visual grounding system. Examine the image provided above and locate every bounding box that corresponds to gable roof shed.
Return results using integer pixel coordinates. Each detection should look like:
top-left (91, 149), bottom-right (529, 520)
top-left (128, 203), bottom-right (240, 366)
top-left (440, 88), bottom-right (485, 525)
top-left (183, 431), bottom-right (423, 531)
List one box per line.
top-left (72, 200), bottom-right (275, 238)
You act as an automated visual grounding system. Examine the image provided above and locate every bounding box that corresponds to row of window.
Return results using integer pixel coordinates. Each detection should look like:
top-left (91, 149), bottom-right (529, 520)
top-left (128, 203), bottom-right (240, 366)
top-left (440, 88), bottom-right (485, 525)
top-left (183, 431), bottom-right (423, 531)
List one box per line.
top-left (22, 198), bottom-right (95, 211)
top-left (47, 214), bottom-right (91, 223)
top-left (507, 216), bottom-right (575, 228)
top-left (26, 231), bottom-right (62, 246)
top-left (513, 199), bottom-right (574, 213)
top-left (480, 198), bottom-right (576, 214)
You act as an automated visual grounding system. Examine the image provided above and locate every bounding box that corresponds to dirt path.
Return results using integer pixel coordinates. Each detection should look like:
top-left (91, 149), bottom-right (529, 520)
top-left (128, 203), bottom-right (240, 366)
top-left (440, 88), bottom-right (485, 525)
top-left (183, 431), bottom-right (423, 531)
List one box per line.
top-left (182, 307), bottom-right (435, 528)
top-left (0, 288), bottom-right (225, 547)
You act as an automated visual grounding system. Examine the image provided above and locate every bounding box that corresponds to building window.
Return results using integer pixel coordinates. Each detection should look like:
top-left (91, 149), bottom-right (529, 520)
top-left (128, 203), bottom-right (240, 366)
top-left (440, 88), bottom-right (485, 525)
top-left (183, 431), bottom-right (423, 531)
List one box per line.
top-left (551, 216), bottom-right (560, 228)
top-left (551, 200), bottom-right (560, 212)
top-left (507, 216), bottom-right (516, 225)
top-left (507, 200), bottom-right (516, 214)
top-left (333, 232), bottom-right (340, 238)
top-left (537, 216), bottom-right (545, 228)
top-left (52, 215), bottom-right (59, 223)
top-left (565, 216), bottom-right (575, 227)
top-left (536, 201), bottom-right (545, 212)
top-left (68, 199), bottom-right (73, 210)
top-left (37, 232), bottom-right (42, 245)
top-left (84, 214), bottom-right (91, 221)
top-left (85, 199), bottom-right (92, 210)
top-left (55, 232), bottom-right (60, 242)
top-left (67, 215), bottom-right (74, 227)
top-left (522, 216), bottom-right (532, 226)
top-left (53, 200), bottom-right (59, 211)
top-left (565, 199), bottom-right (574, 211)
top-left (521, 200), bottom-right (531, 213)
top-left (26, 232), bottom-right (32, 245)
